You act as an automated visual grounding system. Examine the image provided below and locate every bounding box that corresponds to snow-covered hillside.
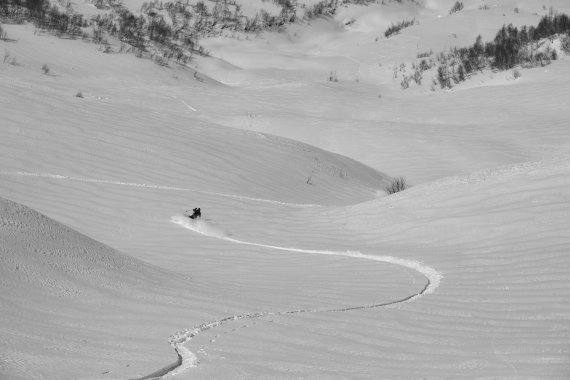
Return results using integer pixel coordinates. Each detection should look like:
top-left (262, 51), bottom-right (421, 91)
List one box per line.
top-left (1, 0), bottom-right (570, 378)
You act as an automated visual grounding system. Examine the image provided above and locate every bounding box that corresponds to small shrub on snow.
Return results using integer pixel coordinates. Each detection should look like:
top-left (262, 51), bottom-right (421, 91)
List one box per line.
top-left (417, 50), bottom-right (433, 58)
top-left (328, 70), bottom-right (338, 82)
top-left (512, 68), bottom-right (521, 79)
top-left (384, 18), bottom-right (416, 38)
top-left (41, 64), bottom-right (50, 75)
top-left (385, 177), bottom-right (408, 195)
top-left (304, 0), bottom-right (337, 20)
top-left (551, 48), bottom-right (558, 60)
top-left (449, 1), bottom-right (464, 14)
top-left (436, 64), bottom-right (452, 88)
top-left (562, 35), bottom-right (570, 54)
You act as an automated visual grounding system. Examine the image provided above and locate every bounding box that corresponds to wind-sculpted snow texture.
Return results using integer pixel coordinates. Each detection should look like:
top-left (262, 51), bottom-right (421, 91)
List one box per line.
top-left (3, 1), bottom-right (570, 378)
top-left (171, 216), bottom-right (441, 296)
top-left (164, 215), bottom-right (442, 377)
top-left (0, 170), bottom-right (441, 380)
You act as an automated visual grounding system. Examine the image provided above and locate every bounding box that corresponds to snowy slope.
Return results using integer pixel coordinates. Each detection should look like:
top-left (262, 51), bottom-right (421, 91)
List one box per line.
top-left (197, 0), bottom-right (570, 183)
top-left (1, 0), bottom-right (570, 379)
top-left (0, 196), bottom-right (205, 380)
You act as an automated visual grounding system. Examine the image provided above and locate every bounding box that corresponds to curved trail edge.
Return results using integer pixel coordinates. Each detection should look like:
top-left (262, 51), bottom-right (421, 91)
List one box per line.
top-left (0, 172), bottom-right (442, 379)
top-left (137, 216), bottom-right (443, 379)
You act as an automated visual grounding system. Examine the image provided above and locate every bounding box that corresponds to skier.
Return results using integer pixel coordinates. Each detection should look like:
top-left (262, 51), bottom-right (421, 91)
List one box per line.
top-left (186, 208), bottom-right (201, 219)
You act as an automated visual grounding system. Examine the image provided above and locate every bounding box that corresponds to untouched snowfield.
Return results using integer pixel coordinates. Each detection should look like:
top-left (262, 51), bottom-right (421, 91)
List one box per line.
top-left (1, 0), bottom-right (570, 379)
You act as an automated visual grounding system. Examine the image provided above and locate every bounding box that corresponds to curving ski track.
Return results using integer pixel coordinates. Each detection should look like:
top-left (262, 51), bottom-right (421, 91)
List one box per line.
top-left (0, 171), bottom-right (443, 379)
top-left (148, 216), bottom-right (443, 379)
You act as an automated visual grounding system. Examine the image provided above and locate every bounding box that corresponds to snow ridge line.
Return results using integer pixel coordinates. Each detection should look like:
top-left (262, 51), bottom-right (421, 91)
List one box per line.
top-left (159, 216), bottom-right (443, 378)
top-left (0, 171), bottom-right (319, 207)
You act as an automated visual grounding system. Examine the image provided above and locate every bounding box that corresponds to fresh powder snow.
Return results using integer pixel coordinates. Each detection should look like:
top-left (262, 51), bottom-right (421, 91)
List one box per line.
top-left (1, 0), bottom-right (570, 379)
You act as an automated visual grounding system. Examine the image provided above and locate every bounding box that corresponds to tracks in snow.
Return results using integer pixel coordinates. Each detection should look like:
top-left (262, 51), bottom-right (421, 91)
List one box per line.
top-left (0, 171), bottom-right (319, 207)
top-left (1, 171), bottom-right (443, 379)
top-left (154, 216), bottom-right (443, 379)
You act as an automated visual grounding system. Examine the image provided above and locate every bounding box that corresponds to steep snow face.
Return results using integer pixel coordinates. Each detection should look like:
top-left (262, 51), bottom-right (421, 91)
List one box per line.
top-left (0, 197), bottom-right (196, 380)
top-left (0, 196), bottom-right (158, 295)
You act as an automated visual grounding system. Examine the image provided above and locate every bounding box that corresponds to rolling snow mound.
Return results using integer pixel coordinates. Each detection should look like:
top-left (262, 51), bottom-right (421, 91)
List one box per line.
top-left (171, 214), bottom-right (442, 295)
top-left (0, 196), bottom-right (165, 297)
